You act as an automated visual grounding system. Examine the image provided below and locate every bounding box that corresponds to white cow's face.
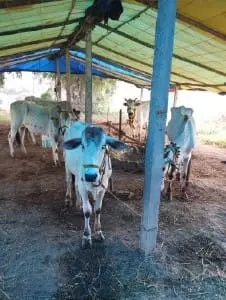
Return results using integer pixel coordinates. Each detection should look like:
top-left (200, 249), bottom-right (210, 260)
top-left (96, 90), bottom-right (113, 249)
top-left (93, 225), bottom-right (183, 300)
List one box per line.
top-left (63, 126), bottom-right (128, 183)
top-left (82, 127), bottom-right (107, 183)
top-left (123, 98), bottom-right (141, 122)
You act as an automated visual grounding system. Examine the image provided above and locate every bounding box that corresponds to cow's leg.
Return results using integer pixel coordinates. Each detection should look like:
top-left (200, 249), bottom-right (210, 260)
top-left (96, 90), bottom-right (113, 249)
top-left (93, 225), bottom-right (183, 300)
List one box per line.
top-left (20, 127), bottom-right (28, 155)
top-left (30, 132), bottom-right (36, 144)
top-left (8, 127), bottom-right (19, 157)
top-left (94, 190), bottom-right (105, 241)
top-left (138, 124), bottom-right (141, 142)
top-left (65, 166), bottom-right (73, 207)
top-left (182, 155), bottom-right (191, 194)
top-left (185, 157), bottom-right (192, 187)
top-left (82, 192), bottom-right (92, 248)
top-left (166, 182), bottom-right (172, 201)
top-left (51, 144), bottom-right (60, 166)
top-left (75, 184), bottom-right (82, 210)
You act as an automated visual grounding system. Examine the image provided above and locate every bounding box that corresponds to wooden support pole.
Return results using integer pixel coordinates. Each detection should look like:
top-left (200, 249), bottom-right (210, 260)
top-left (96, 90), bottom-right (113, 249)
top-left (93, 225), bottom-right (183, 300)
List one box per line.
top-left (173, 84), bottom-right (178, 107)
top-left (118, 109), bottom-right (122, 140)
top-left (140, 0), bottom-right (177, 255)
top-left (85, 29), bottom-right (92, 123)
top-left (140, 87), bottom-right (144, 101)
top-left (56, 58), bottom-right (62, 102)
top-left (66, 48), bottom-right (72, 110)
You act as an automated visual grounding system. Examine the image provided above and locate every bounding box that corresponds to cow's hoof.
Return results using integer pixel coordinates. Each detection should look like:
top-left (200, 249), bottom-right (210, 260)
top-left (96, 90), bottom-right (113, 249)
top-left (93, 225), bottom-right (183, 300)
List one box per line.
top-left (55, 160), bottom-right (61, 167)
top-left (82, 238), bottom-right (92, 249)
top-left (75, 203), bottom-right (82, 211)
top-left (181, 188), bottom-right (189, 201)
top-left (65, 197), bottom-right (73, 208)
top-left (95, 231), bottom-right (105, 242)
top-left (166, 192), bottom-right (172, 201)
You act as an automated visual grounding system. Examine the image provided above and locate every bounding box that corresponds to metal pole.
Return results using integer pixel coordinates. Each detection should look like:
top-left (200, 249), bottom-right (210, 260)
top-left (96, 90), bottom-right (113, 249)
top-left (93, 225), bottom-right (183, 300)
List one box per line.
top-left (66, 48), bottom-right (72, 110)
top-left (140, 87), bottom-right (144, 101)
top-left (56, 58), bottom-right (62, 102)
top-left (119, 109), bottom-right (122, 140)
top-left (85, 28), bottom-right (92, 123)
top-left (173, 84), bottom-right (178, 107)
top-left (140, 0), bottom-right (177, 255)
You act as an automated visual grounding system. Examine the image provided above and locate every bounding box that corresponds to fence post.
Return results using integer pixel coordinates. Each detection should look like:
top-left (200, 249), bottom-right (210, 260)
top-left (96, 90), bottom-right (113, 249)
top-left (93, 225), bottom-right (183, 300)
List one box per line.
top-left (118, 109), bottom-right (122, 140)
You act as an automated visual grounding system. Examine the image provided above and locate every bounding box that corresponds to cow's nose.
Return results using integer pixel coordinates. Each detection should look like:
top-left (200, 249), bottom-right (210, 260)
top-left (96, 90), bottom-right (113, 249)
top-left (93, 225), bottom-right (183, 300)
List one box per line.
top-left (128, 112), bottom-right (134, 117)
top-left (85, 173), bottom-right (98, 182)
top-left (184, 115), bottom-right (189, 121)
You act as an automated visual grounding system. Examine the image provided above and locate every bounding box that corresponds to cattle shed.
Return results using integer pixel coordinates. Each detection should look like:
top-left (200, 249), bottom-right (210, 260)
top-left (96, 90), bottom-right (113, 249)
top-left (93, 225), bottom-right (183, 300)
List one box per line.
top-left (0, 0), bottom-right (226, 261)
top-left (0, 0), bottom-right (226, 93)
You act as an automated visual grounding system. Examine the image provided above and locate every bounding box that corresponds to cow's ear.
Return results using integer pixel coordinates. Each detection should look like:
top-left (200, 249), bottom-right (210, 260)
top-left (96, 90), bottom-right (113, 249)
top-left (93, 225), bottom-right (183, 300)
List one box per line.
top-left (106, 137), bottom-right (128, 150)
top-left (123, 103), bottom-right (128, 106)
top-left (135, 101), bottom-right (141, 106)
top-left (63, 138), bottom-right (81, 150)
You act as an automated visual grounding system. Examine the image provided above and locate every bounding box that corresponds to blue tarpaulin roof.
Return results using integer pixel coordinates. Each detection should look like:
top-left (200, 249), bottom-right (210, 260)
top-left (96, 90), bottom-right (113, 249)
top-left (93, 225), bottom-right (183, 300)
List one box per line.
top-left (0, 49), bottom-right (152, 88)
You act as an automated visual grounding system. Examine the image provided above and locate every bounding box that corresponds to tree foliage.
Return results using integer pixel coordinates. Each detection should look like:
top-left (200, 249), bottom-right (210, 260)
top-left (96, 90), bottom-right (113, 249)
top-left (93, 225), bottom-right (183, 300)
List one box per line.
top-left (0, 74), bottom-right (4, 87)
top-left (0, 72), bottom-right (22, 88)
top-left (33, 72), bottom-right (117, 114)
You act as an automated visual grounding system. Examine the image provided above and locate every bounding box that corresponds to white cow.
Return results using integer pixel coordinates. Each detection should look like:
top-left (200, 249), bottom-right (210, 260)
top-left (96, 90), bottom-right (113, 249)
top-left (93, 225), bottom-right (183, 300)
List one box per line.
top-left (8, 101), bottom-right (71, 165)
top-left (63, 121), bottom-right (127, 248)
top-left (166, 106), bottom-right (196, 191)
top-left (23, 100), bottom-right (80, 144)
top-left (123, 98), bottom-right (150, 140)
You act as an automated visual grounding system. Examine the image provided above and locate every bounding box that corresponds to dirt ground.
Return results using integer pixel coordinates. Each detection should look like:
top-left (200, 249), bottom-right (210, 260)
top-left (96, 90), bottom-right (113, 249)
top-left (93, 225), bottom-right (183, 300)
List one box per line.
top-left (0, 121), bottom-right (225, 300)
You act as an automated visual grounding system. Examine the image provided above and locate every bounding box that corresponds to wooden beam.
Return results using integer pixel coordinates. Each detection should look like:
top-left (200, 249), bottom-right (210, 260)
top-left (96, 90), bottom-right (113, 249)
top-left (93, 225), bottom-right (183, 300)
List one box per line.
top-left (0, 53), bottom-right (47, 68)
top-left (0, 35), bottom-right (68, 52)
top-left (0, 46), bottom-right (60, 60)
top-left (51, 0), bottom-right (77, 48)
top-left (177, 82), bottom-right (226, 87)
top-left (53, 0), bottom-right (123, 59)
top-left (97, 23), bottom-right (226, 78)
top-left (0, 18), bottom-right (81, 37)
top-left (140, 87), bottom-right (144, 101)
top-left (70, 56), bottom-right (150, 88)
top-left (65, 48), bottom-right (72, 109)
top-left (95, 7), bottom-right (149, 44)
top-left (140, 0), bottom-right (177, 255)
top-left (0, 0), bottom-right (62, 9)
top-left (173, 84), bottom-right (178, 107)
top-left (55, 58), bottom-right (62, 101)
top-left (85, 29), bottom-right (92, 123)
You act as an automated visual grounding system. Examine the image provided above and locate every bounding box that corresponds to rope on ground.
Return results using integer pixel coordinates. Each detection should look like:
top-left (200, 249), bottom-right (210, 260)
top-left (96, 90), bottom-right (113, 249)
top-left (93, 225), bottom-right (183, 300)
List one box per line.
top-left (106, 190), bottom-right (141, 217)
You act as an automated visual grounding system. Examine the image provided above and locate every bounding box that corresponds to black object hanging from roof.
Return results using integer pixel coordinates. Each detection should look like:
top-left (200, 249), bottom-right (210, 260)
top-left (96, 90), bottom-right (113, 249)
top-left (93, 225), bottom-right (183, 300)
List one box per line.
top-left (85, 0), bottom-right (124, 24)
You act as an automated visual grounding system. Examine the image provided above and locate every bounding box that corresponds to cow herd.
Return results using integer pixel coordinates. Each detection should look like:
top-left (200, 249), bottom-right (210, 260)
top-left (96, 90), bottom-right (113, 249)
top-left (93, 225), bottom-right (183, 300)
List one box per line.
top-left (7, 98), bottom-right (196, 247)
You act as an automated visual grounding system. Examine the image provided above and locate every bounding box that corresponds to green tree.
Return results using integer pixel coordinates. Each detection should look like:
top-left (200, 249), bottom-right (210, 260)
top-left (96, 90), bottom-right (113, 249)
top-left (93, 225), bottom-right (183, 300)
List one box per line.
top-left (92, 78), bottom-right (117, 114)
top-left (33, 72), bottom-right (117, 114)
top-left (40, 90), bottom-right (54, 101)
top-left (24, 95), bottom-right (40, 101)
top-left (0, 74), bottom-right (4, 87)
top-left (0, 72), bottom-right (22, 87)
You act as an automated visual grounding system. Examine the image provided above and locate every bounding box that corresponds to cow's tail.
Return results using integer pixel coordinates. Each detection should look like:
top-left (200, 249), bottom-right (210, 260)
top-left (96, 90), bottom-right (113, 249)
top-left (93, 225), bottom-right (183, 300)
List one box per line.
top-left (15, 131), bottom-right (21, 145)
